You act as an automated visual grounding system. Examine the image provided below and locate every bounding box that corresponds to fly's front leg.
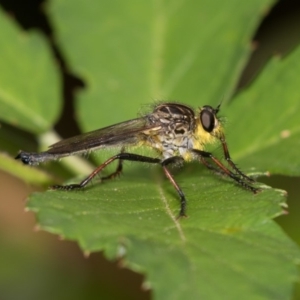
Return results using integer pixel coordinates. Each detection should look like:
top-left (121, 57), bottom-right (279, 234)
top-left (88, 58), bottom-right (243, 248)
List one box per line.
top-left (219, 133), bottom-right (255, 182)
top-left (199, 156), bottom-right (227, 177)
top-left (192, 149), bottom-right (259, 193)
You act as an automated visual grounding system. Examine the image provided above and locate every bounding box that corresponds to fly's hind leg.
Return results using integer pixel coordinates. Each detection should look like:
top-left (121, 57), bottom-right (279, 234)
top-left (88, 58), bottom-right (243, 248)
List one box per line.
top-left (100, 158), bottom-right (123, 181)
top-left (51, 152), bottom-right (188, 218)
top-left (101, 148), bottom-right (125, 181)
top-left (51, 152), bottom-right (161, 191)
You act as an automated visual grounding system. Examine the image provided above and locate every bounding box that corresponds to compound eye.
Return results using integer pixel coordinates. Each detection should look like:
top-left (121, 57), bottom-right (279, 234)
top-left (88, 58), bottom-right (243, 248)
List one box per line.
top-left (200, 109), bottom-right (215, 132)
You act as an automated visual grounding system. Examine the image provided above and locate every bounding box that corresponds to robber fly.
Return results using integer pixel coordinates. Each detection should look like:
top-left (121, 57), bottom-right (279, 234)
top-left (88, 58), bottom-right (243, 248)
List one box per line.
top-left (16, 102), bottom-right (258, 217)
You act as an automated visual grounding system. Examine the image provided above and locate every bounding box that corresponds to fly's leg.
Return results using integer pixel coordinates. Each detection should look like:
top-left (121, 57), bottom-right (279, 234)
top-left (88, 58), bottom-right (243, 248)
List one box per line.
top-left (200, 156), bottom-right (228, 177)
top-left (219, 133), bottom-right (255, 182)
top-left (101, 158), bottom-right (123, 181)
top-left (52, 153), bottom-right (187, 218)
top-left (101, 147), bottom-right (125, 181)
top-left (192, 149), bottom-right (259, 193)
top-left (161, 157), bottom-right (187, 218)
top-left (51, 153), bottom-right (161, 190)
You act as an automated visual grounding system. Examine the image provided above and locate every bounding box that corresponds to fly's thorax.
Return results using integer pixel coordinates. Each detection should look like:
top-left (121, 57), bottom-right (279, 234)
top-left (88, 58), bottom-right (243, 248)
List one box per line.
top-left (150, 102), bottom-right (195, 131)
top-left (145, 126), bottom-right (195, 159)
top-left (146, 103), bottom-right (197, 159)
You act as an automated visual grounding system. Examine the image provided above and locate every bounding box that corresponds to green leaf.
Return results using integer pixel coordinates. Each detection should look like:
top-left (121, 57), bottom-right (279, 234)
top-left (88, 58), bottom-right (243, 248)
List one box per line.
top-left (0, 8), bottom-right (61, 182)
top-left (49, 0), bottom-right (273, 131)
top-left (27, 168), bottom-right (299, 299)
top-left (10, 0), bottom-right (300, 299)
top-left (225, 45), bottom-right (300, 176)
top-left (0, 9), bottom-right (61, 134)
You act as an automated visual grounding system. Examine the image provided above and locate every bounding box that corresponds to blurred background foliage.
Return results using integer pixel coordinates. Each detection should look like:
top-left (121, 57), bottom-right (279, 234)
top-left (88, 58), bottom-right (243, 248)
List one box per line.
top-left (0, 0), bottom-right (300, 299)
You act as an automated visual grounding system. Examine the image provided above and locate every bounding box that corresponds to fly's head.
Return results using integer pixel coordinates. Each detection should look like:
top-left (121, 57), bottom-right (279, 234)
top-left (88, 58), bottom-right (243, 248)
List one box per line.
top-left (200, 105), bottom-right (222, 134)
top-left (193, 105), bottom-right (224, 146)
